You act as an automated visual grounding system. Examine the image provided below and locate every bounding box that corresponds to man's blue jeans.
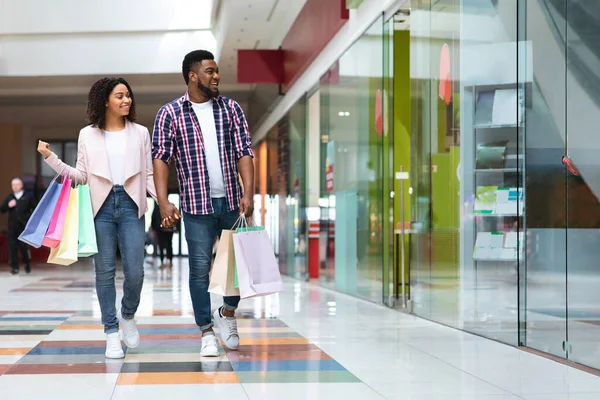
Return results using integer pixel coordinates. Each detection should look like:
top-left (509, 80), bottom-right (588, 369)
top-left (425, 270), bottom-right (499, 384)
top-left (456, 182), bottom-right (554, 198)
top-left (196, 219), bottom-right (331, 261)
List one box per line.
top-left (93, 186), bottom-right (145, 333)
top-left (184, 198), bottom-right (241, 330)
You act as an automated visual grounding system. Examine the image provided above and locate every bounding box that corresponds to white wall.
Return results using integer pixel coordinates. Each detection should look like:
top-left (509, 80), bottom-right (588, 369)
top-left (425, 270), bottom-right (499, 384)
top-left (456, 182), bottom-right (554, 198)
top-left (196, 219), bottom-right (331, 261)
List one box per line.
top-left (0, 0), bottom-right (216, 76)
top-left (0, 31), bottom-right (216, 76)
top-left (0, 0), bottom-right (214, 34)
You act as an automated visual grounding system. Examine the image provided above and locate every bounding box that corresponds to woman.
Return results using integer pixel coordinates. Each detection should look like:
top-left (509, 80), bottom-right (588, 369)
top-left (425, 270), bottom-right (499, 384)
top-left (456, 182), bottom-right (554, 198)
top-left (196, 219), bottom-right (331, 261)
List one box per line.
top-left (38, 77), bottom-right (177, 358)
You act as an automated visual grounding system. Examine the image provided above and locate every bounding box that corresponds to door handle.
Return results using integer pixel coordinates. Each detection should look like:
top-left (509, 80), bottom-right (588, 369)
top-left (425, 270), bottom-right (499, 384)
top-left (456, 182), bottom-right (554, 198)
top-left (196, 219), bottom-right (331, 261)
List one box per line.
top-left (562, 156), bottom-right (580, 176)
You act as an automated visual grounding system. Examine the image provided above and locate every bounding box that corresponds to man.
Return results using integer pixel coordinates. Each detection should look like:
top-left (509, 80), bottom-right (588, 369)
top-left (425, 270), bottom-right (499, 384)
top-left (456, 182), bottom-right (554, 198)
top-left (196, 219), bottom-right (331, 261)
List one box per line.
top-left (152, 50), bottom-right (254, 357)
top-left (1, 178), bottom-right (36, 274)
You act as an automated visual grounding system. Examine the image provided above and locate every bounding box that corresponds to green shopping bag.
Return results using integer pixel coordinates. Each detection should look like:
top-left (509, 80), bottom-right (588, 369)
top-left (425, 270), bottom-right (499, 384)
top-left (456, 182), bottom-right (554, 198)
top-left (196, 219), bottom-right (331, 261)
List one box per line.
top-left (233, 223), bottom-right (264, 289)
top-left (77, 184), bottom-right (98, 257)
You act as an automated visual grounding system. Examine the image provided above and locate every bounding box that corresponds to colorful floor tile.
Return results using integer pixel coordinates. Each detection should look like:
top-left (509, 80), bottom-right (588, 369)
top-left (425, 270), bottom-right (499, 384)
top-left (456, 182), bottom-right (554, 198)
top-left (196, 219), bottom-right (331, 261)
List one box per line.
top-left (0, 310), bottom-right (359, 385)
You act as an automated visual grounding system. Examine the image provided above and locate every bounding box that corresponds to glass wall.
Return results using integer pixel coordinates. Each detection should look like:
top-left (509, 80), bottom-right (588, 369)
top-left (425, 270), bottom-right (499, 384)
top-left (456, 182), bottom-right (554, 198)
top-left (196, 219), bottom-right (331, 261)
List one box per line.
top-left (318, 16), bottom-right (388, 303)
top-left (394, 0), bottom-right (523, 345)
top-left (254, 0), bottom-right (600, 372)
top-left (254, 98), bottom-right (309, 282)
top-left (383, 0), bottom-right (600, 371)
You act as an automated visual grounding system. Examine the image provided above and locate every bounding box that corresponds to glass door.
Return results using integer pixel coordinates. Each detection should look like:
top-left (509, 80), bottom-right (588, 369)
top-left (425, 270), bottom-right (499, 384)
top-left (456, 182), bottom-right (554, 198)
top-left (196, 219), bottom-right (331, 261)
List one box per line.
top-left (565, 0), bottom-right (600, 369)
top-left (522, 0), bottom-right (568, 359)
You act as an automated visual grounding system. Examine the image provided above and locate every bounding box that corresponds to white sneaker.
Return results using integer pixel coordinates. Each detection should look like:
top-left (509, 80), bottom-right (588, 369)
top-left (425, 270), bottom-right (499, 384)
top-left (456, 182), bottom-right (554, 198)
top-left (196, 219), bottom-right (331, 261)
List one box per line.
top-left (119, 315), bottom-right (140, 348)
top-left (213, 308), bottom-right (239, 350)
top-left (200, 334), bottom-right (219, 357)
top-left (105, 332), bottom-right (124, 359)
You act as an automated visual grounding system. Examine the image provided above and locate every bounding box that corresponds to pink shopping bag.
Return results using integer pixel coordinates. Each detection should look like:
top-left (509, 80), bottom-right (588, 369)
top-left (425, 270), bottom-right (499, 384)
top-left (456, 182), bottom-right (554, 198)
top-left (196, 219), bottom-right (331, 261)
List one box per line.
top-left (232, 228), bottom-right (283, 299)
top-left (42, 176), bottom-right (72, 248)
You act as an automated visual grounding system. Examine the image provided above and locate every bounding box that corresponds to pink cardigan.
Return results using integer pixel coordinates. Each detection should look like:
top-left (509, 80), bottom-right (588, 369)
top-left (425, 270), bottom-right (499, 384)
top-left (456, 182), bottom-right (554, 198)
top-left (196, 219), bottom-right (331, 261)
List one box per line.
top-left (45, 121), bottom-right (157, 218)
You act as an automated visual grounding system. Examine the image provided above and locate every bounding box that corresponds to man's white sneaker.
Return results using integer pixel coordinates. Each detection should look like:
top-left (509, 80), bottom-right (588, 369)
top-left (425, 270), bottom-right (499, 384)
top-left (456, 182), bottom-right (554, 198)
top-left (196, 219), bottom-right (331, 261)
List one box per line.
top-left (119, 315), bottom-right (140, 348)
top-left (213, 308), bottom-right (239, 350)
top-left (200, 334), bottom-right (219, 357)
top-left (105, 332), bottom-right (124, 359)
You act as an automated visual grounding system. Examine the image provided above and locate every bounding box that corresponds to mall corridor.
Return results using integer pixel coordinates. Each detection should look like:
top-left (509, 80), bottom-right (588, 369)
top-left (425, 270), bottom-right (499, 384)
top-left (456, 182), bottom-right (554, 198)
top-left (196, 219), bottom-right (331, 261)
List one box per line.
top-left (0, 261), bottom-right (598, 400)
top-left (5, 0), bottom-right (600, 398)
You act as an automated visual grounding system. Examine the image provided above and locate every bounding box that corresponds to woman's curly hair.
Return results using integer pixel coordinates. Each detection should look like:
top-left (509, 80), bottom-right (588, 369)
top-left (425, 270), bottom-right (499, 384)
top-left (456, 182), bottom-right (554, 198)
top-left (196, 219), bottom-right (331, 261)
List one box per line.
top-left (86, 77), bottom-right (136, 129)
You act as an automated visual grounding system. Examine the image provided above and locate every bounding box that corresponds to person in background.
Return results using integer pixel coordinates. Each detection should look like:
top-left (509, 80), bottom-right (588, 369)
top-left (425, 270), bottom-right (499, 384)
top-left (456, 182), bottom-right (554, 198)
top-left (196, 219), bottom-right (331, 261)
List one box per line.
top-left (151, 202), bottom-right (177, 270)
top-left (1, 178), bottom-right (36, 275)
top-left (37, 77), bottom-right (178, 359)
top-left (152, 50), bottom-right (254, 357)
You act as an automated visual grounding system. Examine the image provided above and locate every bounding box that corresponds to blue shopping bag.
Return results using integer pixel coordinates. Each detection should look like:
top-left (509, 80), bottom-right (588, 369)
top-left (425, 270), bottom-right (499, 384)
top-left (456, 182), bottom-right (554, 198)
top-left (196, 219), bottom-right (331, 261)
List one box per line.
top-left (18, 171), bottom-right (68, 248)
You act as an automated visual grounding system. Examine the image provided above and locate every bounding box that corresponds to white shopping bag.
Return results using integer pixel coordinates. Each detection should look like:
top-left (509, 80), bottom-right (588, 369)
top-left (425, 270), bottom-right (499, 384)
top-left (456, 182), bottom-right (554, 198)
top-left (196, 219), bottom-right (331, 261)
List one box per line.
top-left (232, 226), bottom-right (283, 299)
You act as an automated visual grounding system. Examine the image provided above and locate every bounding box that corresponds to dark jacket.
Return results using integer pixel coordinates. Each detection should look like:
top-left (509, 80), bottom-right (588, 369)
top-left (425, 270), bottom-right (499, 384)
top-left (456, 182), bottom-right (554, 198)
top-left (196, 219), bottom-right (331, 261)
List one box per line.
top-left (1, 192), bottom-right (36, 234)
top-left (151, 203), bottom-right (179, 233)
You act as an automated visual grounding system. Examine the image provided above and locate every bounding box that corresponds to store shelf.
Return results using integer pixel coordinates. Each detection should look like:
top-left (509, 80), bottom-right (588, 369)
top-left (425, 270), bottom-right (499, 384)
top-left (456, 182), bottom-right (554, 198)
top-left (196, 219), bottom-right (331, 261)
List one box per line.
top-left (475, 168), bottom-right (519, 173)
top-left (474, 213), bottom-right (522, 217)
top-left (474, 124), bottom-right (521, 129)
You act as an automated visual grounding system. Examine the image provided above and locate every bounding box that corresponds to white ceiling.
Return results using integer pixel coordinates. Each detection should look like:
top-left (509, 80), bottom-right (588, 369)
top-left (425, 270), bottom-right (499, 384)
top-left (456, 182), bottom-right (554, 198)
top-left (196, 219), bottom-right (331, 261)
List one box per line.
top-left (0, 0), bottom-right (306, 133)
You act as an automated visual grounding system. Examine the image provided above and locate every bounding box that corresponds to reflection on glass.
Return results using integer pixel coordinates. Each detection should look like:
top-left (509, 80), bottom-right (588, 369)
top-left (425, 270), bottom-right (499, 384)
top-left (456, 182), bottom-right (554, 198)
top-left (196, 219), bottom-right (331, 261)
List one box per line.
top-left (404, 0), bottom-right (521, 345)
top-left (318, 16), bottom-right (385, 303)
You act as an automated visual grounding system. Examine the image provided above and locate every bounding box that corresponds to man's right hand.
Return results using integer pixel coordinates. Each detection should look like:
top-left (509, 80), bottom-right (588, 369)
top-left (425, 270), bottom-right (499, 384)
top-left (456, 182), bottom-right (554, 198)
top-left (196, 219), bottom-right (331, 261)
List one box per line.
top-left (8, 199), bottom-right (16, 208)
top-left (159, 202), bottom-right (182, 228)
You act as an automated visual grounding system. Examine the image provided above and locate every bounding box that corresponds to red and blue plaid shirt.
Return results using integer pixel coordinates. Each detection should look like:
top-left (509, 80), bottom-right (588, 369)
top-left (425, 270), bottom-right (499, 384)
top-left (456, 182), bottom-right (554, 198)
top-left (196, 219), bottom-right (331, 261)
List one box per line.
top-left (152, 92), bottom-right (254, 215)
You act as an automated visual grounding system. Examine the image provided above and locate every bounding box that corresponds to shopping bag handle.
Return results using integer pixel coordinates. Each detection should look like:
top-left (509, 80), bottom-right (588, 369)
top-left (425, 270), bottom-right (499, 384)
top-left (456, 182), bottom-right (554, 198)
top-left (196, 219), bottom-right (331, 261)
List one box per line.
top-left (53, 164), bottom-right (69, 184)
top-left (72, 168), bottom-right (83, 187)
top-left (231, 215), bottom-right (245, 230)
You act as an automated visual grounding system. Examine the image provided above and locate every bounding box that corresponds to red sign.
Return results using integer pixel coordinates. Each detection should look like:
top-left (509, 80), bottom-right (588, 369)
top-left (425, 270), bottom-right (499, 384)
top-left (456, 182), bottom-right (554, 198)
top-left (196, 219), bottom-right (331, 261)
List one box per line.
top-left (439, 43), bottom-right (451, 105)
top-left (326, 164), bottom-right (334, 192)
top-left (375, 89), bottom-right (383, 136)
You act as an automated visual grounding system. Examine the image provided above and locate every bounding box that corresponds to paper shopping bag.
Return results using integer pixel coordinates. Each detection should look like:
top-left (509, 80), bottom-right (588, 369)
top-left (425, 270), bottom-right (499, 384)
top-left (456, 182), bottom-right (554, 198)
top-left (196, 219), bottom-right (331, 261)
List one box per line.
top-left (232, 228), bottom-right (283, 299)
top-left (42, 176), bottom-right (72, 248)
top-left (77, 184), bottom-right (97, 257)
top-left (48, 187), bottom-right (79, 266)
top-left (19, 174), bottom-right (66, 248)
top-left (233, 225), bottom-right (264, 289)
top-left (208, 230), bottom-right (240, 296)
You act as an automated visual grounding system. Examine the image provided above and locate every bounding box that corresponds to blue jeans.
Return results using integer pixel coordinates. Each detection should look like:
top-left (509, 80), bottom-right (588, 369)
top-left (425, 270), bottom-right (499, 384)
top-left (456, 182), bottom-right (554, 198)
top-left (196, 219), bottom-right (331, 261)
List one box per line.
top-left (184, 198), bottom-right (241, 330)
top-left (93, 186), bottom-right (145, 333)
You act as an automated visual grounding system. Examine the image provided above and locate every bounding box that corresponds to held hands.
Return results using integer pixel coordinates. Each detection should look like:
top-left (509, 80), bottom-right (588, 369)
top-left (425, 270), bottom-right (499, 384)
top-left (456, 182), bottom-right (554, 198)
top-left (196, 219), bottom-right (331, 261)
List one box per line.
top-left (159, 202), bottom-right (182, 228)
top-left (8, 199), bottom-right (16, 208)
top-left (37, 140), bottom-right (52, 158)
top-left (239, 195), bottom-right (254, 218)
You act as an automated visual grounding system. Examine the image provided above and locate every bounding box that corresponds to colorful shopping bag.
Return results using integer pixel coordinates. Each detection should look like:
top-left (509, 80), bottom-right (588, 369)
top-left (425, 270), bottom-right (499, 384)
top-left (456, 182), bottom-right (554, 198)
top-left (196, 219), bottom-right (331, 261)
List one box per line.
top-left (232, 220), bottom-right (283, 299)
top-left (42, 175), bottom-right (72, 248)
top-left (208, 229), bottom-right (240, 296)
top-left (233, 225), bottom-right (264, 289)
top-left (18, 173), bottom-right (66, 248)
top-left (77, 184), bottom-right (97, 257)
top-left (47, 187), bottom-right (79, 266)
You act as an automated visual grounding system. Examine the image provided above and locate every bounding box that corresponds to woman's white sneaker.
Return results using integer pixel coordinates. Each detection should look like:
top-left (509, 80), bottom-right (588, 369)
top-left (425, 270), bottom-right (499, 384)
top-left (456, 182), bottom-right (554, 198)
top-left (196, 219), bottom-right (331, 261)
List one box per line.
top-left (105, 332), bottom-right (124, 359)
top-left (200, 333), bottom-right (219, 357)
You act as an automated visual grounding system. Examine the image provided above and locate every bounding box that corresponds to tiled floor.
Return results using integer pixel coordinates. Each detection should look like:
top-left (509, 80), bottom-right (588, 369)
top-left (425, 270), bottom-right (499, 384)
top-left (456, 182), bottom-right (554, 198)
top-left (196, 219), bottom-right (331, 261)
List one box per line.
top-left (1, 259), bottom-right (600, 399)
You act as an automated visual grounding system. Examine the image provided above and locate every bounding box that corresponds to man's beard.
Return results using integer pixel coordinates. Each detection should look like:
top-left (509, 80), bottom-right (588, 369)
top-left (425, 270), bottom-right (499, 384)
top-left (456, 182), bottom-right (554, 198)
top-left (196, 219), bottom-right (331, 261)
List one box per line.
top-left (197, 81), bottom-right (219, 99)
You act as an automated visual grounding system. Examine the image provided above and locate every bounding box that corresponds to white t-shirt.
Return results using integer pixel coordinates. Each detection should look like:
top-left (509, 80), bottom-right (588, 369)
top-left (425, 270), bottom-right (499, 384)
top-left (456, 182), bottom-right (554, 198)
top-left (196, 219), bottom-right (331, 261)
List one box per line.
top-left (104, 129), bottom-right (126, 185)
top-left (191, 99), bottom-right (225, 198)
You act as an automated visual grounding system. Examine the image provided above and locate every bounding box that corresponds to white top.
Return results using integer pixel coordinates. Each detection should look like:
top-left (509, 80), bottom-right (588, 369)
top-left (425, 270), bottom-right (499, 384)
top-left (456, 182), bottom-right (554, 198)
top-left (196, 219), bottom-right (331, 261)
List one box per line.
top-left (104, 129), bottom-right (126, 185)
top-left (191, 99), bottom-right (225, 198)
top-left (14, 191), bottom-right (23, 200)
